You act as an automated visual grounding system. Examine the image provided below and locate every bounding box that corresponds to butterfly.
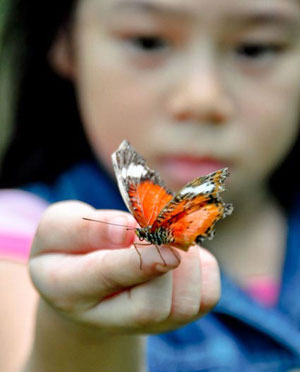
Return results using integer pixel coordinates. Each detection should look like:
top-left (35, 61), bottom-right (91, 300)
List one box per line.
top-left (84, 140), bottom-right (233, 269)
top-left (114, 140), bottom-right (233, 267)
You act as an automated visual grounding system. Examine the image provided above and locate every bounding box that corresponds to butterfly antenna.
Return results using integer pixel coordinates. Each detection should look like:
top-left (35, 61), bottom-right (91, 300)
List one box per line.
top-left (82, 217), bottom-right (136, 230)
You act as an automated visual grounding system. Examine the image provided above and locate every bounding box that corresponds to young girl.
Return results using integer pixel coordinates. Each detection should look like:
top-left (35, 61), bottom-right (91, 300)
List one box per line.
top-left (1, 0), bottom-right (300, 371)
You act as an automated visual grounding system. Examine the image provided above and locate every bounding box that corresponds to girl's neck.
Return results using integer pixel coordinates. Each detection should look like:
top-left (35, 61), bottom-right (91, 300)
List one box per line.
top-left (205, 185), bottom-right (287, 286)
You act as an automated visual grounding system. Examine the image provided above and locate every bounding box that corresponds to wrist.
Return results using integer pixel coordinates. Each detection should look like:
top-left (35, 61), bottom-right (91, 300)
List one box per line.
top-left (23, 299), bottom-right (145, 372)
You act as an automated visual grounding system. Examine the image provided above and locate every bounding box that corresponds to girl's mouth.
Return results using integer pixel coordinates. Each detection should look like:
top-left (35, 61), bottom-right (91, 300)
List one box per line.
top-left (158, 155), bottom-right (229, 186)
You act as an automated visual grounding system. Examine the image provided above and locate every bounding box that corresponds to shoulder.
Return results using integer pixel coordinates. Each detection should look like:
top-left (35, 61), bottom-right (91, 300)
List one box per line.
top-left (24, 161), bottom-right (126, 209)
top-left (0, 189), bottom-right (48, 262)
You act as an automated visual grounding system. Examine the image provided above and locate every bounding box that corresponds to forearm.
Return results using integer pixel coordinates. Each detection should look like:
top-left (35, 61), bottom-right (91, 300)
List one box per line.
top-left (22, 299), bottom-right (145, 372)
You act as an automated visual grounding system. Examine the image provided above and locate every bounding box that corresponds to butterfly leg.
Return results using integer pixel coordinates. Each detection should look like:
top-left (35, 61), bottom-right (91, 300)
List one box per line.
top-left (133, 243), bottom-right (170, 269)
top-left (154, 245), bottom-right (167, 266)
top-left (133, 242), bottom-right (158, 269)
top-left (169, 247), bottom-right (181, 264)
top-left (133, 242), bottom-right (157, 269)
top-left (133, 242), bottom-right (144, 270)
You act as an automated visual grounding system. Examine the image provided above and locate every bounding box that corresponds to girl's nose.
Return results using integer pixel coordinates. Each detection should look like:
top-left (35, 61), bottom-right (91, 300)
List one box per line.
top-left (168, 64), bottom-right (234, 125)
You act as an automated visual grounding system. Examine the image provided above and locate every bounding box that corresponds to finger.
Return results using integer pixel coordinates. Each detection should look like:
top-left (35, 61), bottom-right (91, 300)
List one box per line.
top-left (77, 247), bottom-right (220, 332)
top-left (29, 245), bottom-right (180, 312)
top-left (80, 271), bottom-right (174, 330)
top-left (198, 248), bottom-right (221, 313)
top-left (31, 201), bottom-right (137, 256)
top-left (170, 246), bottom-right (220, 319)
top-left (169, 245), bottom-right (202, 323)
top-left (144, 247), bottom-right (220, 333)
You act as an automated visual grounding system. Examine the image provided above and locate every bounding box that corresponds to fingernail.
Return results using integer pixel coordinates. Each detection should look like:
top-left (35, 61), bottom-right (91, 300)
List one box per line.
top-left (108, 217), bottom-right (128, 245)
top-left (155, 263), bottom-right (178, 273)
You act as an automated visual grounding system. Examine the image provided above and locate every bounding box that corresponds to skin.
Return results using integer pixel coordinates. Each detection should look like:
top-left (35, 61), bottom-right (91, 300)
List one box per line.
top-left (66, 0), bottom-right (300, 198)
top-left (0, 262), bottom-right (38, 372)
top-left (23, 203), bottom-right (220, 372)
top-left (63, 0), bottom-right (300, 281)
top-left (1, 0), bottom-right (300, 371)
top-left (52, 0), bottom-right (300, 281)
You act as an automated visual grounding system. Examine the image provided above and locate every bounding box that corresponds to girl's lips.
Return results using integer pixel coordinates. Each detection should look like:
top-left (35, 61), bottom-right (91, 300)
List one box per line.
top-left (159, 155), bottom-right (229, 185)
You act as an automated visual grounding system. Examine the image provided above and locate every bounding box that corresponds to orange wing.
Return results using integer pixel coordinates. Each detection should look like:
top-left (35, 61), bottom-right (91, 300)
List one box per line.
top-left (166, 201), bottom-right (232, 251)
top-left (151, 168), bottom-right (230, 231)
top-left (112, 140), bottom-right (173, 227)
top-left (127, 180), bottom-right (173, 227)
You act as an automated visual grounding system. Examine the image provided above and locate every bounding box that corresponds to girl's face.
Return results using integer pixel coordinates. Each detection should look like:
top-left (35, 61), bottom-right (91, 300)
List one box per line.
top-left (53, 0), bottom-right (300, 199)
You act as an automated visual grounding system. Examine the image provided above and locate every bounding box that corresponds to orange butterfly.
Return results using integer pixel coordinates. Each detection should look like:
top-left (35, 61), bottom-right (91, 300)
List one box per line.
top-left (113, 140), bottom-right (233, 267)
top-left (85, 140), bottom-right (233, 268)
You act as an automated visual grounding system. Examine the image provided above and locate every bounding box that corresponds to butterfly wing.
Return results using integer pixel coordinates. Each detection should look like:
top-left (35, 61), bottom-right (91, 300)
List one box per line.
top-left (112, 140), bottom-right (174, 227)
top-left (163, 200), bottom-right (233, 250)
top-left (151, 168), bottom-right (233, 249)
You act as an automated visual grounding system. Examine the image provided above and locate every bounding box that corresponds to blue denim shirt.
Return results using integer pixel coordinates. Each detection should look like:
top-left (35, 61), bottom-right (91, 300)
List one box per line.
top-left (25, 161), bottom-right (300, 371)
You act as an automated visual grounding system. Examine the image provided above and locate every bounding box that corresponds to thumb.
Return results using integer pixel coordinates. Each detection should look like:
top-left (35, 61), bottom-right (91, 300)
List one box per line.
top-left (29, 201), bottom-right (180, 312)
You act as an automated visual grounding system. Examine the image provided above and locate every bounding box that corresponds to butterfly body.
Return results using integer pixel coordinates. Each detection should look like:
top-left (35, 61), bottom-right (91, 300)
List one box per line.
top-left (112, 140), bottom-right (233, 256)
top-left (135, 225), bottom-right (175, 247)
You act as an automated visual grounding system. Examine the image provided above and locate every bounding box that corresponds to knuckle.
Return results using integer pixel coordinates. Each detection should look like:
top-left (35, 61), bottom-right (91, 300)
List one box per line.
top-left (29, 258), bottom-right (59, 304)
top-left (133, 303), bottom-right (171, 327)
top-left (201, 284), bottom-right (220, 312)
top-left (172, 301), bottom-right (200, 323)
top-left (96, 252), bottom-right (123, 293)
top-left (32, 204), bottom-right (66, 252)
top-left (43, 269), bottom-right (77, 312)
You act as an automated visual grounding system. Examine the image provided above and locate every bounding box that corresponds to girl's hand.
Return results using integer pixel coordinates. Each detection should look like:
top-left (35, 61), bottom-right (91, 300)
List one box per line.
top-left (29, 201), bottom-right (221, 335)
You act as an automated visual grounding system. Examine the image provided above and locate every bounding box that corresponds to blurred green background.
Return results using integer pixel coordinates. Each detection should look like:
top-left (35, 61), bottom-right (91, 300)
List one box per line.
top-left (0, 0), bottom-right (14, 168)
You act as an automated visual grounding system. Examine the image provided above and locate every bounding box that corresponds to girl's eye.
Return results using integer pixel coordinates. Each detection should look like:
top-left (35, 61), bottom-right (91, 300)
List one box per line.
top-left (235, 43), bottom-right (283, 60)
top-left (128, 36), bottom-right (169, 52)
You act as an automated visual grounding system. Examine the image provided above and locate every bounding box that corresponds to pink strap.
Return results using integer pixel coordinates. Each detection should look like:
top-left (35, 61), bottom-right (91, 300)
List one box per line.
top-left (0, 190), bottom-right (48, 262)
top-left (244, 276), bottom-right (280, 307)
top-left (0, 234), bottom-right (33, 262)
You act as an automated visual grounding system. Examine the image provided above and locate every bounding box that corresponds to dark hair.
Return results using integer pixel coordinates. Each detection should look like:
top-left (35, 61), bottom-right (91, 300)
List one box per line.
top-left (0, 0), bottom-right (93, 187)
top-left (0, 0), bottom-right (299, 211)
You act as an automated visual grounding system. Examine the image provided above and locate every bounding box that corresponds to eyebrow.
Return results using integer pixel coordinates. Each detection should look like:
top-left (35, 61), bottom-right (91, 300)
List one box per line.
top-left (111, 0), bottom-right (192, 18)
top-left (229, 10), bottom-right (300, 30)
top-left (111, 0), bottom-right (300, 31)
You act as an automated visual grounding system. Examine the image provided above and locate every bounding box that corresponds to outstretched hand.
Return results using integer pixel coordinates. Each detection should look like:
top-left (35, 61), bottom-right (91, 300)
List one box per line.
top-left (29, 201), bottom-right (221, 335)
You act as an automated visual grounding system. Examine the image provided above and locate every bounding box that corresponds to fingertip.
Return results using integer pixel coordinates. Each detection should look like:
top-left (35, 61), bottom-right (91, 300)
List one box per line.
top-left (198, 247), bottom-right (220, 274)
top-left (155, 262), bottom-right (180, 273)
top-left (82, 210), bottom-right (137, 250)
top-left (107, 215), bottom-right (136, 247)
top-left (198, 247), bottom-right (221, 312)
